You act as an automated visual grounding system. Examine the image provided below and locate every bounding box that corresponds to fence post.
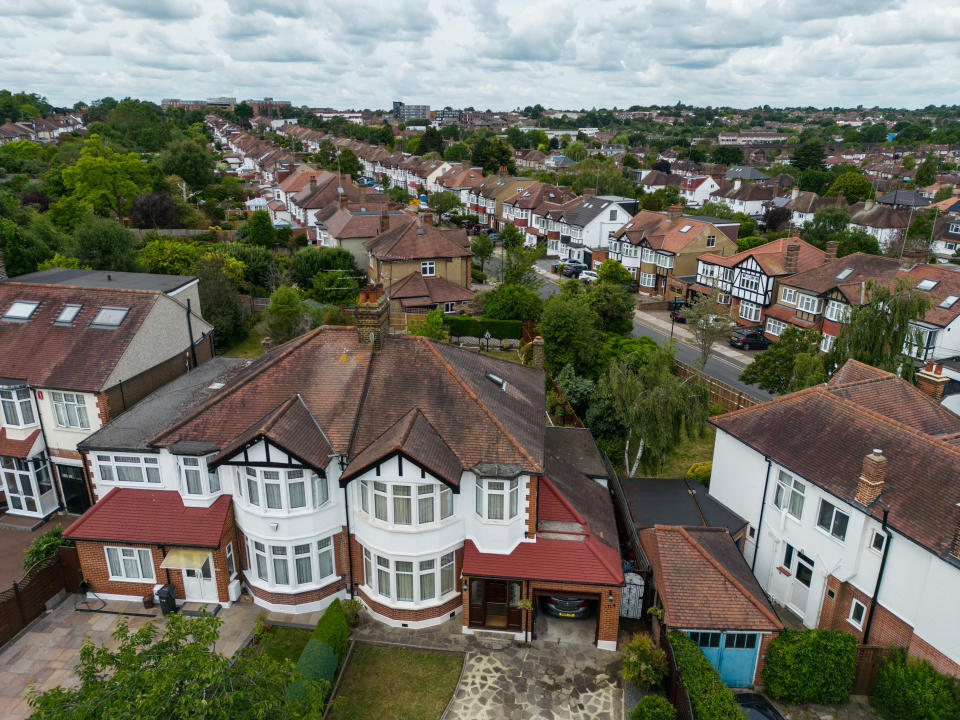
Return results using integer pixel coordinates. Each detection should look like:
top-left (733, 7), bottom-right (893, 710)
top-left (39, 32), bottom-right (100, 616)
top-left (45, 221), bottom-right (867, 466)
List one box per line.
top-left (12, 581), bottom-right (27, 625)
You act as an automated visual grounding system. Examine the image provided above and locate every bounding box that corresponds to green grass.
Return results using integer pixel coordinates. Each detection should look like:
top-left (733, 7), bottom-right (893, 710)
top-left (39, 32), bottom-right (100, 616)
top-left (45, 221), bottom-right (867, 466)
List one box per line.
top-left (654, 425), bottom-right (716, 479)
top-left (221, 317), bottom-right (267, 357)
top-left (329, 645), bottom-right (463, 720)
top-left (257, 625), bottom-right (312, 664)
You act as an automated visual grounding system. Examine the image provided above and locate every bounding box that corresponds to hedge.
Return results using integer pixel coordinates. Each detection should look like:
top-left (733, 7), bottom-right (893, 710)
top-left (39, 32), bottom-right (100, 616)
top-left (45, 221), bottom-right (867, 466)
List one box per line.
top-left (762, 629), bottom-right (857, 704)
top-left (285, 637), bottom-right (337, 702)
top-left (445, 315), bottom-right (523, 339)
top-left (667, 632), bottom-right (744, 720)
top-left (871, 651), bottom-right (960, 720)
top-left (631, 695), bottom-right (677, 720)
top-left (312, 598), bottom-right (349, 665)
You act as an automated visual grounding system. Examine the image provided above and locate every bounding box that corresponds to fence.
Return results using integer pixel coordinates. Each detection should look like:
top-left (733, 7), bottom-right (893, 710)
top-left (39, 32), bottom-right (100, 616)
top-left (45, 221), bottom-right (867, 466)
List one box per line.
top-left (674, 358), bottom-right (761, 412)
top-left (852, 645), bottom-right (898, 695)
top-left (657, 619), bottom-right (695, 720)
top-left (0, 546), bottom-right (78, 646)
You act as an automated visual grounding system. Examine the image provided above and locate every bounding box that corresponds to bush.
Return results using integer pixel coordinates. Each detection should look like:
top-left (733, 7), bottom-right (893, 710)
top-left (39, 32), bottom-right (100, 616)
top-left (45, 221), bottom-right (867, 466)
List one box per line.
top-left (445, 315), bottom-right (523, 339)
top-left (24, 526), bottom-right (69, 571)
top-left (285, 637), bottom-right (337, 703)
top-left (762, 629), bottom-right (857, 704)
top-left (622, 633), bottom-right (668, 689)
top-left (471, 267), bottom-right (487, 284)
top-left (631, 695), bottom-right (677, 720)
top-left (343, 598), bottom-right (362, 628)
top-left (686, 462), bottom-right (712, 488)
top-left (668, 632), bottom-right (744, 720)
top-left (871, 651), bottom-right (960, 720)
top-left (312, 598), bottom-right (349, 665)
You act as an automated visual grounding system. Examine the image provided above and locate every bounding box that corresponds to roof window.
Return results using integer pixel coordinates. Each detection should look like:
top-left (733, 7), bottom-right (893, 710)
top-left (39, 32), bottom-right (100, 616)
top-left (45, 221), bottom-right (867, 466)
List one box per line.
top-left (835, 268), bottom-right (854, 281)
top-left (55, 304), bottom-right (82, 324)
top-left (916, 279), bottom-right (939, 291)
top-left (679, 224), bottom-right (693, 233)
top-left (3, 300), bottom-right (40, 320)
top-left (939, 295), bottom-right (958, 309)
top-left (91, 306), bottom-right (129, 327)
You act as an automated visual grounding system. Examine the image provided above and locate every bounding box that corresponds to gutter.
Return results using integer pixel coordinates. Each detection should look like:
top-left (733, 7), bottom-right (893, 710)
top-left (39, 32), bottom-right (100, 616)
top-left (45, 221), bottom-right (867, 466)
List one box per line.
top-left (863, 508), bottom-right (892, 644)
top-left (752, 456), bottom-right (773, 573)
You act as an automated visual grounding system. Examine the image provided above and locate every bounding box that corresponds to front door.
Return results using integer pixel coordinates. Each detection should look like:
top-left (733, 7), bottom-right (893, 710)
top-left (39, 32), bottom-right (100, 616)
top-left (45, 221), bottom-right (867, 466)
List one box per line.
top-left (57, 465), bottom-right (90, 514)
top-left (182, 556), bottom-right (217, 602)
top-left (469, 579), bottom-right (485, 627)
top-left (485, 580), bottom-right (508, 628)
top-left (789, 553), bottom-right (814, 618)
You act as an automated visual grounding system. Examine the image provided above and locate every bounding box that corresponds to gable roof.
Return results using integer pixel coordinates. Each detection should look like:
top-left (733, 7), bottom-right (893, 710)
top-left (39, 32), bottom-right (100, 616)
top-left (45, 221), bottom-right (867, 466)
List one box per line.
top-left (698, 237), bottom-right (825, 277)
top-left (613, 210), bottom-right (721, 252)
top-left (388, 272), bottom-right (473, 308)
top-left (363, 217), bottom-right (472, 261)
top-left (323, 209), bottom-right (382, 238)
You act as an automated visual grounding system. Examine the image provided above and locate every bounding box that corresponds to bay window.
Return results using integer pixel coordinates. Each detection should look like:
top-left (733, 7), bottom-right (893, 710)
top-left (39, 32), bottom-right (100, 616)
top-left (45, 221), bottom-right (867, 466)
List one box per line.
top-left (739, 301), bottom-right (762, 323)
top-left (781, 287), bottom-right (797, 304)
top-left (476, 477), bottom-right (520, 521)
top-left (765, 318), bottom-right (787, 337)
top-left (797, 294), bottom-right (822, 314)
top-left (820, 333), bottom-right (836, 353)
top-left (242, 467), bottom-right (327, 512)
top-left (105, 546), bottom-right (154, 582)
top-left (247, 533), bottom-right (338, 588)
top-left (363, 480), bottom-right (453, 526)
top-left (642, 248), bottom-right (656, 264)
top-left (419, 559), bottom-right (435, 600)
top-left (363, 547), bottom-right (458, 604)
top-left (639, 272), bottom-right (656, 288)
top-left (1, 388), bottom-right (36, 427)
top-left (824, 300), bottom-right (851, 323)
top-left (97, 454), bottom-right (161, 484)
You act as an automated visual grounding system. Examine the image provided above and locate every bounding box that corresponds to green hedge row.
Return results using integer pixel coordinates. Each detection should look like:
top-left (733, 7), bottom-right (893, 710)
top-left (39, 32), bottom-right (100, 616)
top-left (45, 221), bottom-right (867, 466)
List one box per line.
top-left (762, 629), bottom-right (856, 704)
top-left (871, 651), bottom-right (960, 720)
top-left (631, 695), bottom-right (677, 720)
top-left (667, 632), bottom-right (744, 720)
top-left (286, 638), bottom-right (338, 703)
top-left (312, 598), bottom-right (349, 666)
top-left (445, 315), bottom-right (523, 339)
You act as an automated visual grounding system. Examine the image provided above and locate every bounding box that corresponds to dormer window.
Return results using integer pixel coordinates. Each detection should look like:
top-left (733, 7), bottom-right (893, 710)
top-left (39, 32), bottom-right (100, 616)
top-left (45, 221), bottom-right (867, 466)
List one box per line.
top-left (55, 304), bottom-right (82, 324)
top-left (180, 456), bottom-right (220, 495)
top-left (4, 301), bottom-right (40, 321)
top-left (475, 477), bottom-right (520, 521)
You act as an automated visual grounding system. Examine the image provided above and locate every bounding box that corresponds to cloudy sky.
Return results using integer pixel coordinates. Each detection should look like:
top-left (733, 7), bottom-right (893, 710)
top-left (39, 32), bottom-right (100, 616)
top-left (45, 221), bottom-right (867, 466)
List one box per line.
top-left (1, 0), bottom-right (957, 111)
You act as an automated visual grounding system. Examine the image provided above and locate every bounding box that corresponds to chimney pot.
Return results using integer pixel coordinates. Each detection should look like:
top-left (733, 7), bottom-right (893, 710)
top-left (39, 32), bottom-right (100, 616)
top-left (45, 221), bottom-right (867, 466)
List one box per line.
top-left (916, 365), bottom-right (949, 401)
top-left (855, 450), bottom-right (887, 506)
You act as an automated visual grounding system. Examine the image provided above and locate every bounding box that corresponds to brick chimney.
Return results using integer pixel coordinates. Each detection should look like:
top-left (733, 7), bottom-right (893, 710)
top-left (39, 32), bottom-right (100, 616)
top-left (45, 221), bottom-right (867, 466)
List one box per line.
top-left (864, 198), bottom-right (875, 211)
top-left (421, 211), bottom-right (433, 227)
top-left (784, 242), bottom-right (800, 274)
top-left (666, 204), bottom-right (683, 221)
top-left (0, 250), bottom-right (7, 281)
top-left (734, 178), bottom-right (742, 192)
top-left (260, 336), bottom-right (275, 353)
top-left (356, 283), bottom-right (389, 351)
top-left (309, 176), bottom-right (318, 191)
top-left (855, 449), bottom-right (887, 506)
top-left (498, 165), bottom-right (508, 177)
top-left (530, 336), bottom-right (545, 369)
top-left (583, 188), bottom-right (596, 196)
top-left (339, 193), bottom-right (348, 210)
top-left (916, 361), bottom-right (948, 402)
top-left (825, 241), bottom-right (839, 262)
top-left (380, 207), bottom-right (390, 233)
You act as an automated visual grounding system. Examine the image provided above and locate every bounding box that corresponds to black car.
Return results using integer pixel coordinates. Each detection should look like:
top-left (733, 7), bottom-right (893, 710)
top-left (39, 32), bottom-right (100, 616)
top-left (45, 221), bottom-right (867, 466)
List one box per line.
top-left (729, 326), bottom-right (772, 350)
top-left (560, 261), bottom-right (589, 277)
top-left (735, 693), bottom-right (785, 720)
top-left (542, 596), bottom-right (592, 619)
top-left (668, 300), bottom-right (690, 323)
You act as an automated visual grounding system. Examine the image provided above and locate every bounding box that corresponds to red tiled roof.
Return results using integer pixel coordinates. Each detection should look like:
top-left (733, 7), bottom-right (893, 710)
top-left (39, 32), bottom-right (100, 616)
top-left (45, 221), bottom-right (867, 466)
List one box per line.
top-left (462, 537), bottom-right (623, 586)
top-left (0, 428), bottom-right (41, 458)
top-left (364, 217), bottom-right (472, 261)
top-left (763, 303), bottom-right (816, 327)
top-left (388, 273), bottom-right (473, 308)
top-left (63, 489), bottom-right (231, 548)
top-left (537, 476), bottom-right (582, 524)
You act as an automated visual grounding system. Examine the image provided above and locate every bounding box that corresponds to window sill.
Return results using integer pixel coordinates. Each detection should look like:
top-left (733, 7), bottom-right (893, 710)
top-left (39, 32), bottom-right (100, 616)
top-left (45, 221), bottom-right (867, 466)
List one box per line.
top-left (107, 575), bottom-right (157, 584)
top-left (237, 502), bottom-right (335, 518)
top-left (846, 618), bottom-right (864, 631)
top-left (243, 572), bottom-right (339, 595)
top-left (358, 512), bottom-right (458, 533)
top-left (54, 425), bottom-right (91, 433)
top-left (815, 525), bottom-right (847, 546)
top-left (473, 513), bottom-right (522, 526)
top-left (360, 586), bottom-right (459, 611)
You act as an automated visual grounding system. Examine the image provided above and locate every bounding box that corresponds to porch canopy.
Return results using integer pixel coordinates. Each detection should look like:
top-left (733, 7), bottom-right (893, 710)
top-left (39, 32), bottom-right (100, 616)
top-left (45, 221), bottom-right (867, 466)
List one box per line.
top-left (160, 548), bottom-right (210, 570)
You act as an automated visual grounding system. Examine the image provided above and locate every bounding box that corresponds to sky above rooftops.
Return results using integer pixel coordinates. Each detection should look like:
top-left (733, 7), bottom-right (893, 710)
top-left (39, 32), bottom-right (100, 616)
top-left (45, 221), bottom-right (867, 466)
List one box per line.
top-left (1, 0), bottom-right (956, 109)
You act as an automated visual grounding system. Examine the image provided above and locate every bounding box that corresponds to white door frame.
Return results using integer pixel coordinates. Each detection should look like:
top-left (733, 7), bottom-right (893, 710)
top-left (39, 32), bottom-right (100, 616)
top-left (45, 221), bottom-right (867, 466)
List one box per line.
top-left (182, 554), bottom-right (218, 603)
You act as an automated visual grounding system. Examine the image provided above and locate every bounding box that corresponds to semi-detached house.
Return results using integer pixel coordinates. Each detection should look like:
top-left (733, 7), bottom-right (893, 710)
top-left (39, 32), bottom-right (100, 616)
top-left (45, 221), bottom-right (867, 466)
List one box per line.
top-left (64, 291), bottom-right (624, 649)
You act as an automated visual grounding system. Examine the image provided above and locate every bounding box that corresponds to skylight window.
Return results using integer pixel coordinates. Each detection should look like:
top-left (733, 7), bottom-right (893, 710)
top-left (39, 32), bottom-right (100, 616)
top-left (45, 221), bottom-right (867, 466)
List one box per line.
top-left (917, 279), bottom-right (939, 291)
top-left (3, 301), bottom-right (40, 320)
top-left (679, 224), bottom-right (693, 233)
top-left (56, 304), bottom-right (82, 324)
top-left (836, 268), bottom-right (854, 281)
top-left (939, 295), bottom-right (958, 309)
top-left (91, 306), bottom-right (129, 327)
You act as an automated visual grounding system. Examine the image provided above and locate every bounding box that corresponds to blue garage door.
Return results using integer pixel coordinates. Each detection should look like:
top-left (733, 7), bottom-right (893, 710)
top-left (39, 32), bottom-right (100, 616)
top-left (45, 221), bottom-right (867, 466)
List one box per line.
top-left (686, 631), bottom-right (758, 688)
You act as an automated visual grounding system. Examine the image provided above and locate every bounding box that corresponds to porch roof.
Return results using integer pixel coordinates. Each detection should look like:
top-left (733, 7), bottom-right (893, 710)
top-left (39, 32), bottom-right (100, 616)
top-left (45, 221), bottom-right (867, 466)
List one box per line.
top-left (0, 428), bottom-right (41, 458)
top-left (462, 537), bottom-right (623, 586)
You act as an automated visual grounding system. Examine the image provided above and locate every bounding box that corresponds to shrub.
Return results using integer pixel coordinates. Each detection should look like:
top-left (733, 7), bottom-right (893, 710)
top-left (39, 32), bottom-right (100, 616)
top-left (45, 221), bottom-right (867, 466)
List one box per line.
top-left (631, 695), bottom-right (677, 720)
top-left (668, 632), bottom-right (744, 720)
top-left (312, 598), bottom-right (349, 665)
top-left (445, 315), bottom-right (523, 339)
top-left (23, 526), bottom-right (69, 571)
top-left (343, 598), bottom-right (362, 628)
top-left (285, 637), bottom-right (337, 703)
top-left (622, 633), bottom-right (669, 689)
top-left (686, 462), bottom-right (712, 488)
top-left (871, 651), bottom-right (960, 720)
top-left (762, 629), bottom-right (857, 704)
top-left (471, 267), bottom-right (486, 284)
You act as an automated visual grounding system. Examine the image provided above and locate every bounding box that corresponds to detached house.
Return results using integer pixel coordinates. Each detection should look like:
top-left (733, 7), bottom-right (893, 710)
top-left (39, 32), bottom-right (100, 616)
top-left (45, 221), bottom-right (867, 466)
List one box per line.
top-left (710, 179), bottom-right (775, 219)
top-left (0, 266), bottom-right (213, 522)
top-left (709, 360), bottom-right (960, 676)
top-left (679, 176), bottom-right (721, 207)
top-left (65, 295), bottom-right (625, 650)
top-left (847, 200), bottom-right (911, 251)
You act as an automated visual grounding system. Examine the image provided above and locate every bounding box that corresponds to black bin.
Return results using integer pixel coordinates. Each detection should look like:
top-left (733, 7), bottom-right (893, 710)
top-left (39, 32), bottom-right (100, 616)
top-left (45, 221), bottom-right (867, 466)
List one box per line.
top-left (157, 584), bottom-right (177, 615)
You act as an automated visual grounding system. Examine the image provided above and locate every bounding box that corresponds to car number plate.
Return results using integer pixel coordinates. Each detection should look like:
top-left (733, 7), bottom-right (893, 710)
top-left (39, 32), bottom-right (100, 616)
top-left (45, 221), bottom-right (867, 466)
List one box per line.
top-left (557, 612), bottom-right (576, 617)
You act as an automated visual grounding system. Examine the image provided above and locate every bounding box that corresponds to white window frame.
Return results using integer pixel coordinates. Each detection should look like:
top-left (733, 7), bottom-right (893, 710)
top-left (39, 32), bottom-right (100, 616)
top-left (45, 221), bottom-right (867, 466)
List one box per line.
top-left (242, 467), bottom-right (325, 513)
top-left (824, 300), bottom-right (851, 323)
top-left (706, 234), bottom-right (716, 248)
top-left (639, 272), bottom-right (657, 288)
top-left (421, 260), bottom-right (436, 277)
top-left (475, 477), bottom-right (521, 522)
top-left (179, 456), bottom-right (221, 496)
top-left (781, 287), bottom-right (797, 304)
top-left (773, 470), bottom-right (805, 520)
top-left (1, 388), bottom-right (37, 428)
top-left (869, 529), bottom-right (886, 554)
top-left (97, 454), bottom-right (161, 485)
top-left (797, 294), bottom-right (822, 314)
top-left (362, 547), bottom-right (457, 605)
top-left (716, 293), bottom-right (731, 305)
top-left (362, 478), bottom-right (453, 527)
top-left (444, 301), bottom-right (456, 314)
top-left (51, 391), bottom-right (90, 430)
top-left (848, 599), bottom-right (866, 629)
top-left (739, 272), bottom-right (761, 293)
top-left (246, 533), bottom-right (337, 590)
top-left (655, 253), bottom-right (674, 269)
top-left (820, 333), bottom-right (836, 353)
top-left (104, 546), bottom-right (155, 582)
top-left (817, 499), bottom-right (850, 542)
top-left (765, 317), bottom-right (787, 337)
top-left (225, 541), bottom-right (237, 578)
top-left (739, 300), bottom-right (762, 323)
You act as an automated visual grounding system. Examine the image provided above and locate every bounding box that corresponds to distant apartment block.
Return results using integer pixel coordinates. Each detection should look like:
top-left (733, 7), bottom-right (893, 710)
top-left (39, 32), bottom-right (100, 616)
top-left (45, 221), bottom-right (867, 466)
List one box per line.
top-left (161, 97), bottom-right (236, 110)
top-left (393, 101), bottom-right (430, 122)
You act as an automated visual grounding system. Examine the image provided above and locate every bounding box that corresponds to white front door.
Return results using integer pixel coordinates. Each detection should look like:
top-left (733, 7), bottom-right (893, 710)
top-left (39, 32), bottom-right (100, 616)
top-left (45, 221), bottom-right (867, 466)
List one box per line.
top-left (789, 553), bottom-right (814, 618)
top-left (182, 556), bottom-right (218, 602)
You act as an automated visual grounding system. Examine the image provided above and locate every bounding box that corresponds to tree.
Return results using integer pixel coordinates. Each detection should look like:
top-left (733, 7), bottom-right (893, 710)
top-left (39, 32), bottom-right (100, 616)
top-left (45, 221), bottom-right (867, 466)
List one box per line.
top-left (310, 269), bottom-right (358, 304)
top-left (500, 243), bottom-right (542, 289)
top-left (710, 146), bottom-right (744, 166)
top-left (764, 206), bottom-right (791, 232)
top-left (290, 246), bottom-right (359, 287)
top-left (565, 141), bottom-right (588, 162)
top-left (596, 258), bottom-right (635, 285)
top-left (825, 171), bottom-right (874, 204)
top-left (652, 159), bottom-right (671, 174)
top-left (26, 613), bottom-right (324, 720)
top-left (622, 153), bottom-right (640, 169)
top-left (933, 184), bottom-right (954, 202)
top-left (130, 192), bottom-right (181, 229)
top-left (471, 136), bottom-right (515, 175)
top-left (265, 285), bottom-right (307, 344)
top-left (470, 233), bottom-right (494, 274)
top-left (137, 237), bottom-right (200, 275)
top-left (480, 283), bottom-right (543, 322)
top-left (234, 101), bottom-right (253, 126)
top-left (61, 134), bottom-right (149, 219)
top-left (419, 126), bottom-right (444, 155)
top-left (336, 148), bottom-right (362, 179)
top-left (555, 363), bottom-right (595, 417)
top-left (539, 283), bottom-right (601, 377)
top-left (914, 153), bottom-right (937, 187)
top-left (791, 139), bottom-right (826, 171)
top-left (500, 223), bottom-right (525, 251)
top-left (195, 253), bottom-right (246, 348)
top-left (586, 283), bottom-right (635, 335)
top-left (387, 186), bottom-right (411, 204)
top-left (740, 326), bottom-right (826, 394)
top-left (0, 217), bottom-right (50, 276)
top-left (800, 206), bottom-right (880, 257)
top-left (426, 191), bottom-right (461, 219)
top-left (160, 139), bottom-right (214, 190)
top-left (685, 292), bottom-right (736, 368)
top-left (410, 306), bottom-right (445, 340)
top-left (443, 142), bottom-right (470, 162)
top-left (65, 216), bottom-right (137, 271)
top-left (244, 209), bottom-right (276, 247)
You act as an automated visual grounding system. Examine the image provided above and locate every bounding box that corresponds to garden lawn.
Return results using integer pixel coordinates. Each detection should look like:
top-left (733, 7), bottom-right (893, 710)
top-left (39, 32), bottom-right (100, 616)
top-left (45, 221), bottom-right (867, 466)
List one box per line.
top-left (256, 625), bottom-right (312, 664)
top-left (655, 426), bottom-right (716, 479)
top-left (329, 644), bottom-right (463, 720)
top-left (221, 317), bottom-right (266, 357)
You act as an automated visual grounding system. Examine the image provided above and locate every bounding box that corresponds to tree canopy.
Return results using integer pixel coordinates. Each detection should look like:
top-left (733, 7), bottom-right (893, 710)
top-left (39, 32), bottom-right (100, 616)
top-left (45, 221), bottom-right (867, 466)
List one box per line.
top-left (739, 326), bottom-right (827, 394)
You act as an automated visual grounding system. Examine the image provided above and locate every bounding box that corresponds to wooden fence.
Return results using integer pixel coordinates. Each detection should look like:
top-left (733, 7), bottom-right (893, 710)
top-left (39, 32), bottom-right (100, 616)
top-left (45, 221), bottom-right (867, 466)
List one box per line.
top-left (852, 645), bottom-right (898, 695)
top-left (674, 358), bottom-right (761, 412)
top-left (0, 546), bottom-right (79, 646)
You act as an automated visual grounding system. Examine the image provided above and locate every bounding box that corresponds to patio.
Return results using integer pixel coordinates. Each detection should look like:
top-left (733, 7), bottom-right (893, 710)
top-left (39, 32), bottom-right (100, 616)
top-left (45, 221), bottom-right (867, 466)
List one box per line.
top-left (0, 513), bottom-right (69, 589)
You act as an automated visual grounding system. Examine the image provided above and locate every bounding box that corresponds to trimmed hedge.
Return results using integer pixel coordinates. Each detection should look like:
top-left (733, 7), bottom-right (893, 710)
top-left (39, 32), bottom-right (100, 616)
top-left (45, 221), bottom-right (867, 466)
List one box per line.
top-left (312, 598), bottom-right (349, 665)
top-left (286, 637), bottom-right (337, 702)
top-left (445, 314), bottom-right (523, 339)
top-left (871, 651), bottom-right (960, 720)
top-left (667, 632), bottom-right (744, 720)
top-left (631, 695), bottom-right (677, 720)
top-left (762, 629), bottom-right (857, 704)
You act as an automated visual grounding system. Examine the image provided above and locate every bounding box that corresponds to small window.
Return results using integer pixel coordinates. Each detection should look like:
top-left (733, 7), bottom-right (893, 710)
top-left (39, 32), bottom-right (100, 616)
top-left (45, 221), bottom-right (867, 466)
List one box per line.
top-left (4, 301), bottom-right (40, 320)
top-left (849, 600), bottom-right (866, 629)
top-left (679, 224), bottom-right (693, 233)
top-left (706, 234), bottom-right (716, 248)
top-left (55, 304), bottom-right (82, 324)
top-left (870, 530), bottom-right (886, 553)
top-left (420, 261), bottom-right (435, 277)
top-left (817, 499), bottom-right (849, 541)
top-left (835, 268), bottom-right (854, 281)
top-left (91, 306), bottom-right (129, 327)
top-left (444, 301), bottom-right (455, 314)
top-left (939, 295), bottom-right (958, 309)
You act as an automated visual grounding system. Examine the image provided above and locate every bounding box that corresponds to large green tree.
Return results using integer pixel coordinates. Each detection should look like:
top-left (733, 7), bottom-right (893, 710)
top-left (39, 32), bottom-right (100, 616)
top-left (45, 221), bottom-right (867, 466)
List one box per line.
top-left (791, 139), bottom-right (826, 171)
top-left (824, 171), bottom-right (874, 204)
top-left (539, 283), bottom-right (601, 377)
top-left (244, 209), bottom-right (276, 248)
top-left (480, 283), bottom-right (543, 322)
top-left (61, 134), bottom-right (149, 219)
top-left (596, 258), bottom-right (635, 285)
top-left (470, 233), bottom-right (494, 274)
top-left (685, 292), bottom-right (736, 368)
top-left (160, 139), bottom-right (214, 190)
top-left (265, 285), bottom-right (307, 344)
top-left (290, 246), bottom-right (359, 287)
top-left (65, 216), bottom-right (137, 271)
top-left (426, 191), bottom-right (461, 220)
top-left (800, 206), bottom-right (880, 257)
top-left (310, 269), bottom-right (359, 304)
top-left (740, 326), bottom-right (827, 394)
top-left (914, 154), bottom-right (937, 187)
top-left (195, 252), bottom-right (246, 348)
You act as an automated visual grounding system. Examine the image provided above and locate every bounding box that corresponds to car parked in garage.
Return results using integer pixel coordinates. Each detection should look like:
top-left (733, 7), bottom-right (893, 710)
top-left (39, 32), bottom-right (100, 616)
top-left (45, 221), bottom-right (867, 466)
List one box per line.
top-left (542, 595), bottom-right (592, 618)
top-left (728, 326), bottom-right (772, 350)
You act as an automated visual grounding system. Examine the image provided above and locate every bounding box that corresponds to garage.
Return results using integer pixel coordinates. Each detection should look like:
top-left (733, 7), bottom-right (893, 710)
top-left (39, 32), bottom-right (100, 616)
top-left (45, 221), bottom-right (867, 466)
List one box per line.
top-left (686, 630), bottom-right (761, 688)
top-left (533, 591), bottom-right (599, 647)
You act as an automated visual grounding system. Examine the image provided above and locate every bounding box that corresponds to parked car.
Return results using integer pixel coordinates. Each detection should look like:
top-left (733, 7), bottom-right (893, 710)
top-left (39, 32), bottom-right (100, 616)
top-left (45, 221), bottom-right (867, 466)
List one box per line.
top-left (542, 596), bottom-right (592, 619)
top-left (560, 261), bottom-right (589, 277)
top-left (728, 326), bottom-right (772, 350)
top-left (735, 694), bottom-right (785, 720)
top-left (668, 300), bottom-right (690, 323)
top-left (580, 270), bottom-right (599, 284)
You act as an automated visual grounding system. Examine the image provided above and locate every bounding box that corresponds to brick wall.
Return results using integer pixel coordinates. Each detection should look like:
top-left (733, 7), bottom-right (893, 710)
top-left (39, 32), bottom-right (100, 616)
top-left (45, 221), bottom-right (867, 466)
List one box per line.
top-left (754, 632), bottom-right (777, 686)
top-left (76, 540), bottom-right (165, 600)
top-left (526, 475), bottom-right (539, 537)
top-left (248, 578), bottom-right (346, 605)
top-left (908, 634), bottom-right (960, 677)
top-left (358, 586), bottom-right (461, 623)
